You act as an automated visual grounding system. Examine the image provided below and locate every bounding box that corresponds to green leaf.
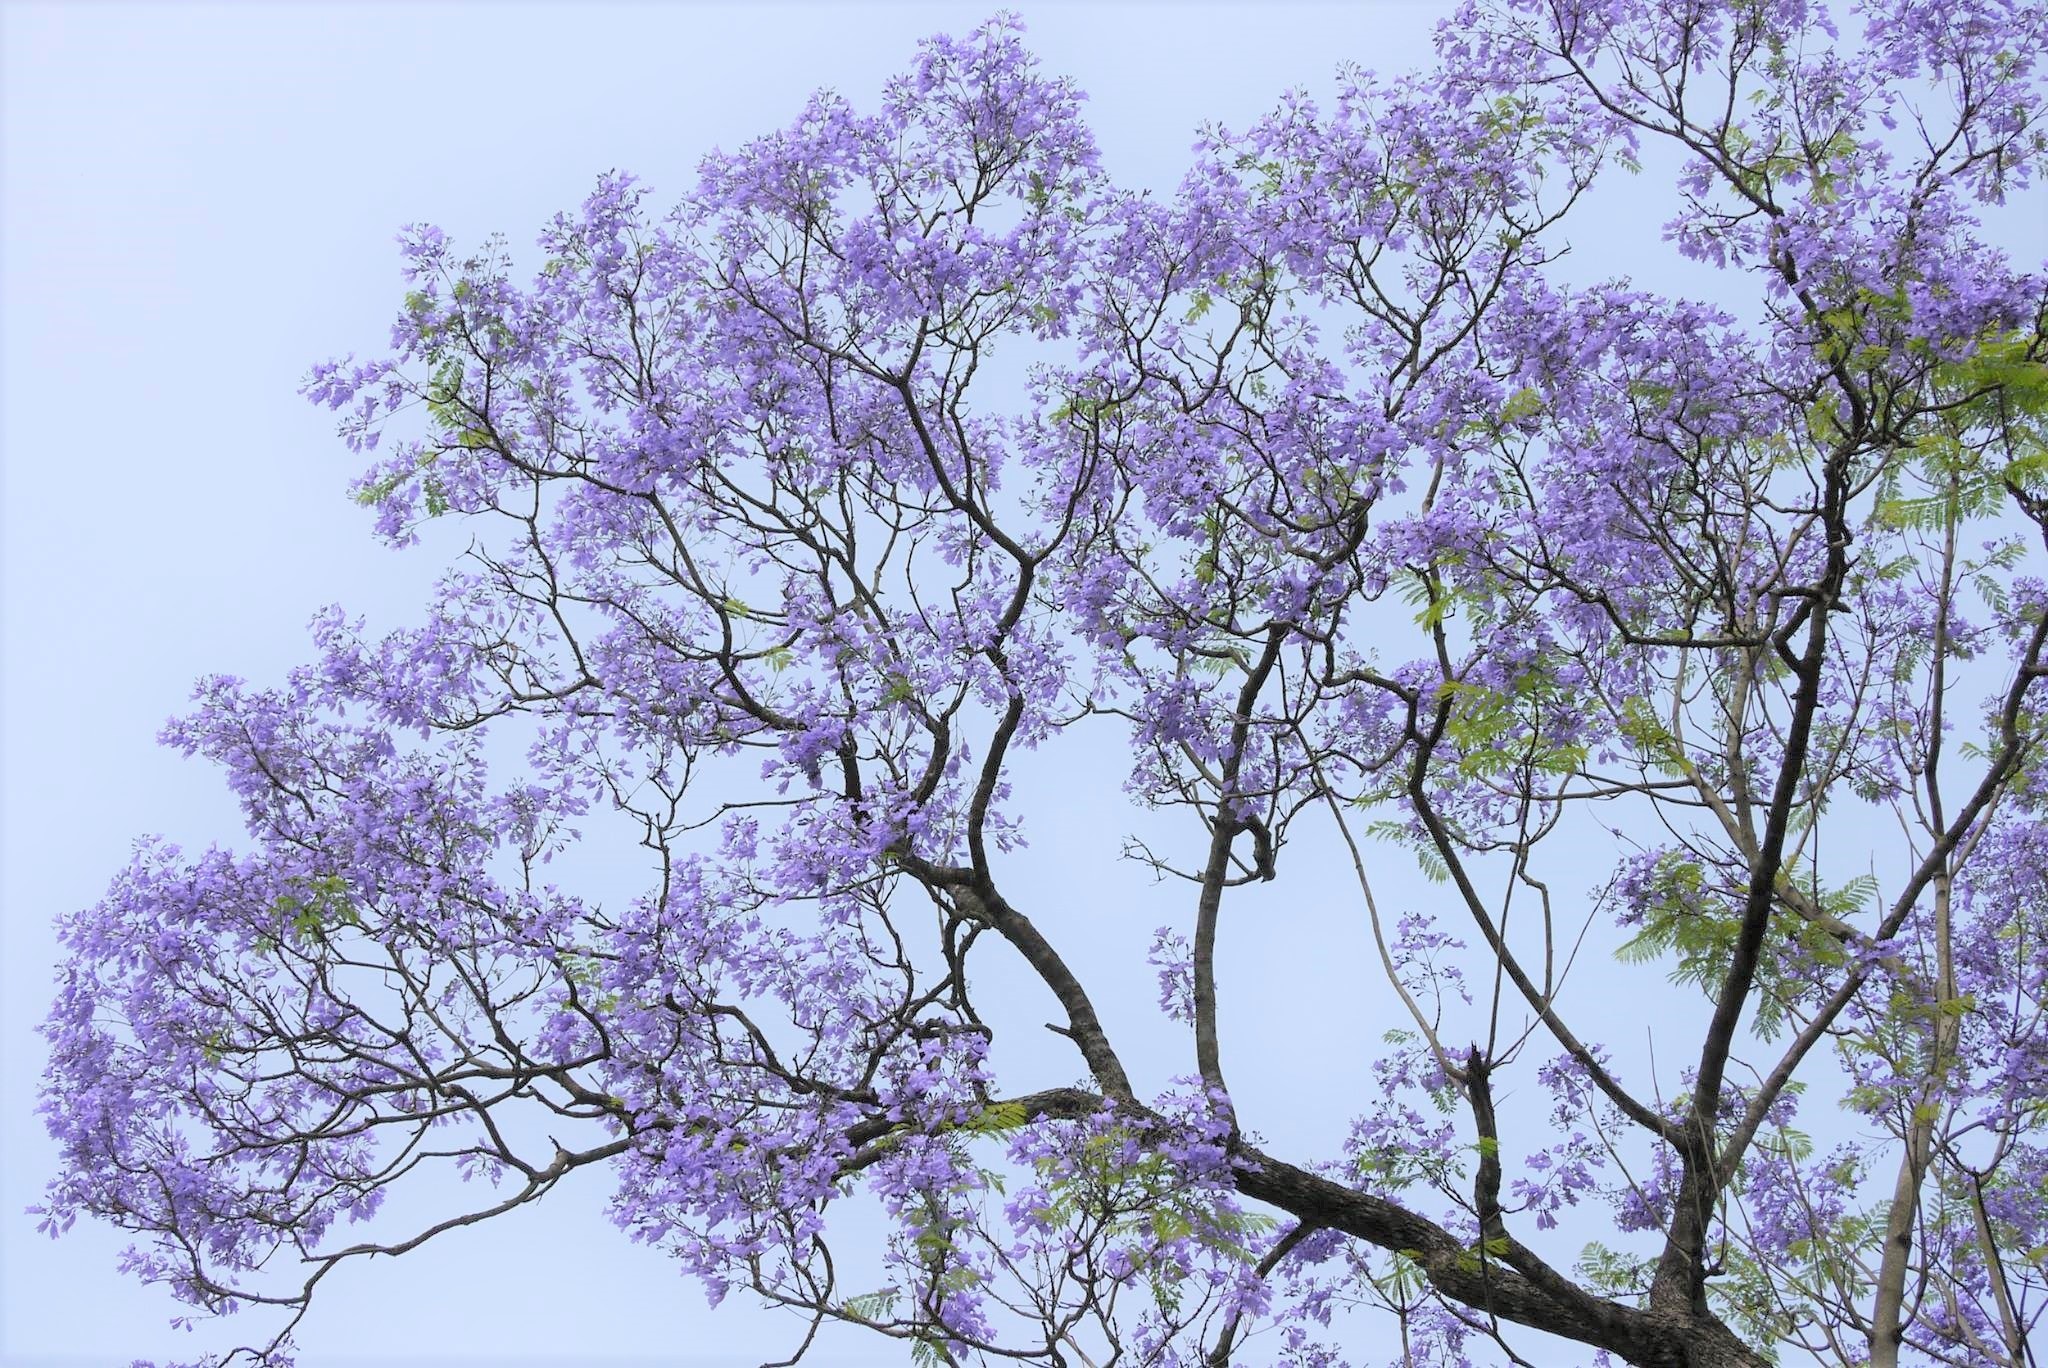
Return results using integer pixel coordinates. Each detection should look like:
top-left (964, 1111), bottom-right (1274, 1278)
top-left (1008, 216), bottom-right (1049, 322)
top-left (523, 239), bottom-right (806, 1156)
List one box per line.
top-left (839, 1288), bottom-right (901, 1322)
top-left (962, 1101), bottom-right (1029, 1135)
top-left (272, 874), bottom-right (361, 946)
top-left (1497, 387), bottom-right (1545, 426)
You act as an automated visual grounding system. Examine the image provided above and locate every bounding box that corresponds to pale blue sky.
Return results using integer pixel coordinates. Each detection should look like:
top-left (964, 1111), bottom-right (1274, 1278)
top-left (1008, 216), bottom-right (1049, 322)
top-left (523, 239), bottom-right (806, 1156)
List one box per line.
top-left (7, 5), bottom-right (2039, 1367)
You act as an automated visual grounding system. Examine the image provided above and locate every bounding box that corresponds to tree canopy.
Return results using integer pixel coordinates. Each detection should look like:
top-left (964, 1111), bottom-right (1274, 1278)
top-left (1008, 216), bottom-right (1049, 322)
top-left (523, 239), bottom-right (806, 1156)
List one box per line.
top-left (35, 1), bottom-right (2048, 1364)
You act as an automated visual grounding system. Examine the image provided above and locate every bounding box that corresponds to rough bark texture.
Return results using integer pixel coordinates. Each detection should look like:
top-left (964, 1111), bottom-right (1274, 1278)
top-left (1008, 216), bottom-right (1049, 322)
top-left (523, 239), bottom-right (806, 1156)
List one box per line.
top-left (1230, 1141), bottom-right (1770, 1367)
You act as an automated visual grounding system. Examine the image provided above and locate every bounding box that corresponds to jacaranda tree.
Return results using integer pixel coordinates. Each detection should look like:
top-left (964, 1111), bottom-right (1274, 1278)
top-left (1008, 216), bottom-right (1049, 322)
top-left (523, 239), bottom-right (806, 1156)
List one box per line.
top-left (36, 1), bottom-right (2048, 1363)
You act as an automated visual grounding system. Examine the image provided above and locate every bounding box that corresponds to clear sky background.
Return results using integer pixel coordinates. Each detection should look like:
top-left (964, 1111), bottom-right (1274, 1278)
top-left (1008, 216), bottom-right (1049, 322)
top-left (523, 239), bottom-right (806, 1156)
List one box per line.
top-left (5, 4), bottom-right (2040, 1368)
